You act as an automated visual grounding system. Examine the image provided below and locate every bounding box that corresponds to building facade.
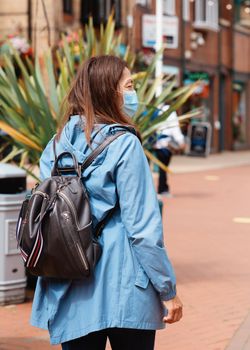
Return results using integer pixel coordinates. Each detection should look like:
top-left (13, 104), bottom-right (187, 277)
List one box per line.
top-left (0, 0), bottom-right (249, 152)
top-left (133, 0), bottom-right (250, 152)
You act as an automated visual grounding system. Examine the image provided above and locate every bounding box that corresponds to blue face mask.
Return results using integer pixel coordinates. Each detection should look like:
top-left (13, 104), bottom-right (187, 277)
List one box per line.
top-left (123, 90), bottom-right (138, 117)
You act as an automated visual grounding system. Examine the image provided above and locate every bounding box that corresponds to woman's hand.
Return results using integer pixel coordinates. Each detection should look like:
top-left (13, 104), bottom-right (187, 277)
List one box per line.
top-left (163, 295), bottom-right (183, 324)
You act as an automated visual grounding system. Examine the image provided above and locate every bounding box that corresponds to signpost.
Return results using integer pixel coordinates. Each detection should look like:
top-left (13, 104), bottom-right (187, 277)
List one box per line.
top-left (155, 0), bottom-right (163, 97)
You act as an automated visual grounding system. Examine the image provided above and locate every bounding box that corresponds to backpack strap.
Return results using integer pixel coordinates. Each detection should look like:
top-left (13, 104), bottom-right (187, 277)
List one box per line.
top-left (53, 130), bottom-right (127, 174)
top-left (53, 130), bottom-right (128, 238)
top-left (81, 130), bottom-right (127, 171)
top-left (94, 201), bottom-right (119, 238)
top-left (82, 130), bottom-right (128, 238)
top-left (81, 130), bottom-right (127, 238)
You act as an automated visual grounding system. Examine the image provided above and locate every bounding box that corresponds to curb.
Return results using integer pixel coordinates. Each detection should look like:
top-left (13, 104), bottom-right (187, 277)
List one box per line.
top-left (225, 311), bottom-right (250, 350)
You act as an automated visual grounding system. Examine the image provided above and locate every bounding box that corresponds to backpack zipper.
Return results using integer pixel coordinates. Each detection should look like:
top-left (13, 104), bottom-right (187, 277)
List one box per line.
top-left (75, 243), bottom-right (89, 272)
top-left (57, 191), bottom-right (92, 231)
top-left (57, 191), bottom-right (89, 271)
top-left (34, 190), bottom-right (49, 199)
top-left (57, 191), bottom-right (81, 230)
top-left (32, 191), bottom-right (50, 223)
top-left (58, 191), bottom-right (90, 273)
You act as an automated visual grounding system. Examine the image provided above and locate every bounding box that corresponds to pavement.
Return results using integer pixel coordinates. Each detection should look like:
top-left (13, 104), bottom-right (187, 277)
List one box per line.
top-left (155, 162), bottom-right (250, 350)
top-left (1, 150), bottom-right (250, 350)
top-left (170, 150), bottom-right (250, 174)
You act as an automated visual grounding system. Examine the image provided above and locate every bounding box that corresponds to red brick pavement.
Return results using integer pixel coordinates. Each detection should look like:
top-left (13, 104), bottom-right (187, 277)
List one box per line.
top-left (1, 165), bottom-right (250, 350)
top-left (156, 165), bottom-right (250, 350)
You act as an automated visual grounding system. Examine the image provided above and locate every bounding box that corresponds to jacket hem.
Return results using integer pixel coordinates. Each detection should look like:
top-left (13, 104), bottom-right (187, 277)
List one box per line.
top-left (48, 320), bottom-right (166, 345)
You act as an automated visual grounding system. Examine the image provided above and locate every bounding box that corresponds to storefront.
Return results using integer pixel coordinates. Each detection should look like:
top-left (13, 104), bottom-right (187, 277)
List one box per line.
top-left (182, 71), bottom-right (213, 135)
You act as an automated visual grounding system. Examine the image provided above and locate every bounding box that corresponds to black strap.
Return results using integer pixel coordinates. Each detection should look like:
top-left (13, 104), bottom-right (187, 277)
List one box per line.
top-left (81, 131), bottom-right (126, 171)
top-left (94, 202), bottom-right (119, 238)
top-left (53, 131), bottom-right (127, 173)
top-left (83, 124), bottom-right (109, 154)
top-left (84, 132), bottom-right (127, 238)
top-left (51, 151), bottom-right (81, 177)
top-left (85, 131), bottom-right (127, 238)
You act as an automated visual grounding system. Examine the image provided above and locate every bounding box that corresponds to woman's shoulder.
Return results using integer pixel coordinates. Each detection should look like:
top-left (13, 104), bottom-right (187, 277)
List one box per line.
top-left (108, 127), bottom-right (141, 151)
top-left (104, 128), bottom-right (145, 171)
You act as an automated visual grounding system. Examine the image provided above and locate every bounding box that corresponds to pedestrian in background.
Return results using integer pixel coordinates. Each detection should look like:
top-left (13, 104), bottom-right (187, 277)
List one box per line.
top-left (154, 106), bottom-right (185, 197)
top-left (31, 55), bottom-right (183, 350)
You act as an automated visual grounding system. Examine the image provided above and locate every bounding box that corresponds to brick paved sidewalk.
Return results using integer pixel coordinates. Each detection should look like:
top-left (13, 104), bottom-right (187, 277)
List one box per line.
top-left (1, 164), bottom-right (250, 350)
top-left (0, 299), bottom-right (58, 350)
top-left (170, 150), bottom-right (250, 174)
top-left (155, 165), bottom-right (250, 350)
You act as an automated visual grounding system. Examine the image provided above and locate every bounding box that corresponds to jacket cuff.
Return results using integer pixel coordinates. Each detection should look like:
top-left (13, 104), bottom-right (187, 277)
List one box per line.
top-left (159, 286), bottom-right (177, 301)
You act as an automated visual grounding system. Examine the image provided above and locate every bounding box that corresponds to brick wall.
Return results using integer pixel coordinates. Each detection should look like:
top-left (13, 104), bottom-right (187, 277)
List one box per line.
top-left (234, 31), bottom-right (250, 73)
top-left (0, 0), bottom-right (28, 38)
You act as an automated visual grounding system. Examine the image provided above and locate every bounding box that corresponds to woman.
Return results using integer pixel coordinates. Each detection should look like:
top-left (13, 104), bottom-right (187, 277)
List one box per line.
top-left (31, 55), bottom-right (183, 350)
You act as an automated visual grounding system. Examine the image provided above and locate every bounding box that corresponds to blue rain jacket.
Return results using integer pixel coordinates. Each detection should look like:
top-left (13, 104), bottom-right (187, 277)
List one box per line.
top-left (31, 115), bottom-right (176, 345)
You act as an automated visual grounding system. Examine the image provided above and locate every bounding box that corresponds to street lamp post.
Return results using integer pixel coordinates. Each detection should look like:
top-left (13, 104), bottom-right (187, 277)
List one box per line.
top-left (155, 0), bottom-right (163, 97)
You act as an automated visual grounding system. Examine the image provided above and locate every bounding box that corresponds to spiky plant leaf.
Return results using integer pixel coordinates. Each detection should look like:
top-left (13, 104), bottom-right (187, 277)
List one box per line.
top-left (0, 13), bottom-right (198, 177)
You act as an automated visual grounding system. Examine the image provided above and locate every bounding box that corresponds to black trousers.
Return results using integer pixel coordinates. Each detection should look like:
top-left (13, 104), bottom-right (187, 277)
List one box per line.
top-left (61, 328), bottom-right (156, 350)
top-left (155, 149), bottom-right (172, 193)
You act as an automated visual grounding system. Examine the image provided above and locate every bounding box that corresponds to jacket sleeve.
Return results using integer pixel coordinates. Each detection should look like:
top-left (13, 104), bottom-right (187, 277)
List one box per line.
top-left (114, 133), bottom-right (176, 301)
top-left (39, 138), bottom-right (54, 181)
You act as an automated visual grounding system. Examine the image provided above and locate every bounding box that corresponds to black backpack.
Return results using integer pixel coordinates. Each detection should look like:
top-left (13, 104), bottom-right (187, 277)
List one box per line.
top-left (16, 131), bottom-right (126, 279)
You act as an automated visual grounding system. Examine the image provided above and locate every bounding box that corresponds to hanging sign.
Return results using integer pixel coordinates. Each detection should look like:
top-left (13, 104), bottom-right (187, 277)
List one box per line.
top-left (142, 15), bottom-right (179, 49)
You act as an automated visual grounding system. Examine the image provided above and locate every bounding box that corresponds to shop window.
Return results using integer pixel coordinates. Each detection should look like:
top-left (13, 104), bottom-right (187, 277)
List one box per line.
top-left (232, 82), bottom-right (247, 147)
top-left (183, 71), bottom-right (213, 136)
top-left (63, 0), bottom-right (73, 15)
top-left (163, 0), bottom-right (176, 16)
top-left (235, 0), bottom-right (250, 28)
top-left (193, 0), bottom-right (219, 30)
top-left (81, 0), bottom-right (122, 28)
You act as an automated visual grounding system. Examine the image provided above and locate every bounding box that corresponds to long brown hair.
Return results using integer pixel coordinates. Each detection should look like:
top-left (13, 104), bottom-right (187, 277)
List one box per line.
top-left (57, 55), bottom-right (139, 145)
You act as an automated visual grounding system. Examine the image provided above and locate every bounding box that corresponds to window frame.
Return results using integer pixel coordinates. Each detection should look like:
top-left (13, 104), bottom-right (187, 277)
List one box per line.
top-left (63, 0), bottom-right (73, 15)
top-left (193, 0), bottom-right (219, 31)
top-left (163, 0), bottom-right (176, 16)
top-left (80, 0), bottom-right (122, 28)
